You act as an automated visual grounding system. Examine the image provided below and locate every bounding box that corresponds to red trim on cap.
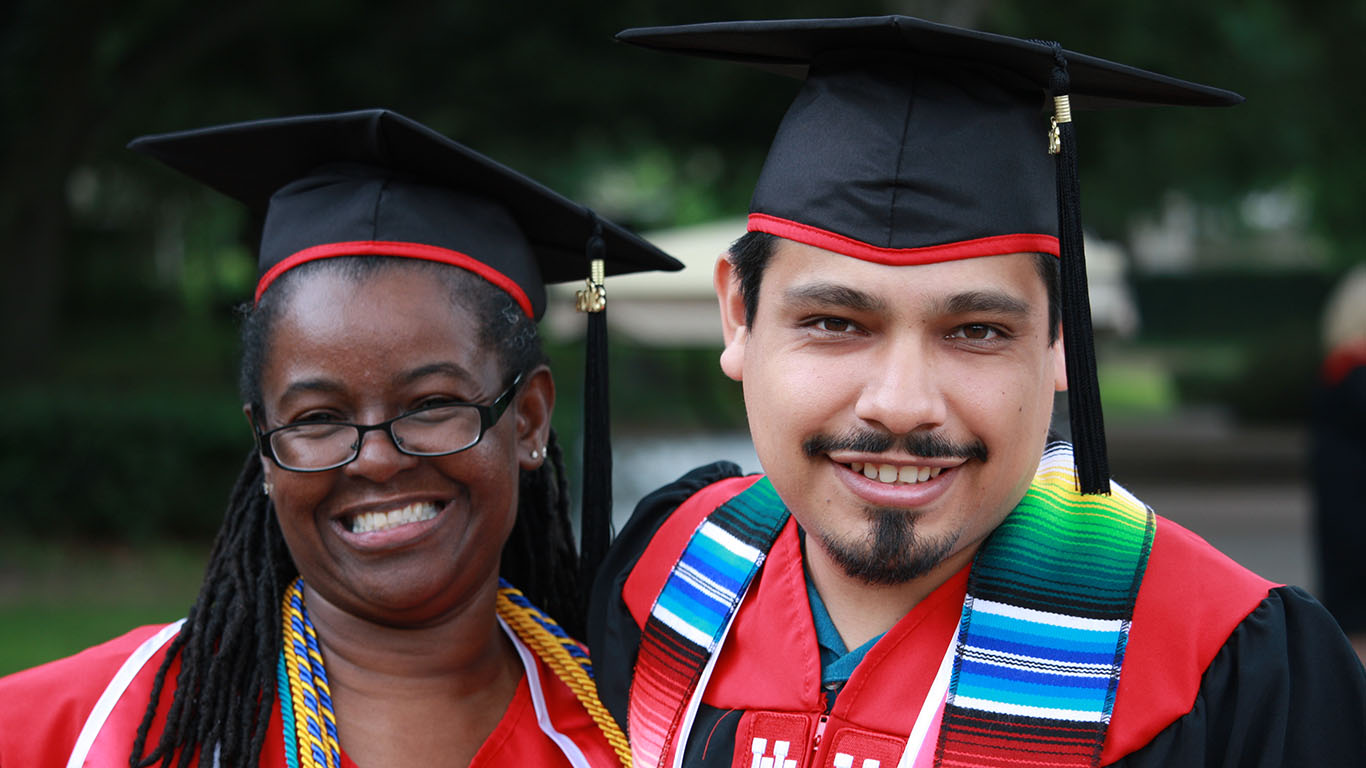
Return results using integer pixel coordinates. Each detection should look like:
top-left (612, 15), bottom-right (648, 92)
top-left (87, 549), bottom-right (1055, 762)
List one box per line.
top-left (254, 240), bottom-right (534, 317)
top-left (748, 213), bottom-right (1060, 265)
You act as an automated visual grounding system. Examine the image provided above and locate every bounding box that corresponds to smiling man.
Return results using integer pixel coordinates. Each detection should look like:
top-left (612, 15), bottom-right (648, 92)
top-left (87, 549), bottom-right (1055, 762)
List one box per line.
top-left (589, 16), bottom-right (1366, 768)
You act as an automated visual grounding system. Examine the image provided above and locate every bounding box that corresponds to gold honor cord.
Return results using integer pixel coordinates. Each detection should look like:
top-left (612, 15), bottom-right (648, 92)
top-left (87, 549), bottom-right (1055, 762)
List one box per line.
top-left (497, 584), bottom-right (634, 768)
top-left (280, 578), bottom-right (630, 768)
top-left (281, 579), bottom-right (342, 768)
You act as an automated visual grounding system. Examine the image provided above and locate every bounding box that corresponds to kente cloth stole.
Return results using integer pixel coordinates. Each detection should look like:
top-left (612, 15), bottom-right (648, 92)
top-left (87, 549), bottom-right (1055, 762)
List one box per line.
top-left (937, 442), bottom-right (1154, 768)
top-left (627, 443), bottom-right (1153, 768)
top-left (627, 476), bottom-right (789, 768)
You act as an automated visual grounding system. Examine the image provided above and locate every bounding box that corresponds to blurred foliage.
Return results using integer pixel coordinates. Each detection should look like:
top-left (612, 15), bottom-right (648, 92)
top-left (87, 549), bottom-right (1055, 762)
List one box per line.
top-left (0, 539), bottom-right (206, 674)
top-left (1, 0), bottom-right (1363, 542)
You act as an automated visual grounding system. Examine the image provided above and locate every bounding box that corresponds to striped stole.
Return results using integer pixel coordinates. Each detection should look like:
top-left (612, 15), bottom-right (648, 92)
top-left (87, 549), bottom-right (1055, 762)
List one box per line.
top-left (937, 442), bottom-right (1155, 767)
top-left (627, 476), bottom-right (789, 768)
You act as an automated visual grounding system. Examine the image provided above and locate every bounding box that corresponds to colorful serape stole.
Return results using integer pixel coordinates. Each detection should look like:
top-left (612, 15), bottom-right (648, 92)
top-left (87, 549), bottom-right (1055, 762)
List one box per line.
top-left (936, 442), bottom-right (1154, 768)
top-left (628, 476), bottom-right (789, 768)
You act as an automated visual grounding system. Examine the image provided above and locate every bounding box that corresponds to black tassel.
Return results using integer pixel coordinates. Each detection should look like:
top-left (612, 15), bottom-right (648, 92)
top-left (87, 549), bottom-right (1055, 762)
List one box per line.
top-left (1049, 45), bottom-right (1111, 495)
top-left (579, 219), bottom-right (612, 598)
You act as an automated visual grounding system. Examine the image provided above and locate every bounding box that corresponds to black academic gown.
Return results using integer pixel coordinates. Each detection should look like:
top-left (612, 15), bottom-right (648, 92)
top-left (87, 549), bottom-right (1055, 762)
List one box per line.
top-left (591, 463), bottom-right (1366, 768)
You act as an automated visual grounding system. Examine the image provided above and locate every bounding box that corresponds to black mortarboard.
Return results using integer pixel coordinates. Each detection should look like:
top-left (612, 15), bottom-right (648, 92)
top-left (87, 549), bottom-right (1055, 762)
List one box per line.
top-left (128, 108), bottom-right (680, 315)
top-left (618, 16), bottom-right (1243, 494)
top-left (129, 109), bottom-right (682, 593)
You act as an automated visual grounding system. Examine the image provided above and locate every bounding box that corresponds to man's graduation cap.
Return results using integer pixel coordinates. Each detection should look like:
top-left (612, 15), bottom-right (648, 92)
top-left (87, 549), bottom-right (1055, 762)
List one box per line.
top-left (129, 109), bottom-right (682, 588)
top-left (618, 16), bottom-right (1243, 495)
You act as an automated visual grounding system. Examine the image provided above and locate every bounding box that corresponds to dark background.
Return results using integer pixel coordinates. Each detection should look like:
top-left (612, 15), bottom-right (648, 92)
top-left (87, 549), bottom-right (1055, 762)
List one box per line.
top-left (1, 0), bottom-right (1360, 544)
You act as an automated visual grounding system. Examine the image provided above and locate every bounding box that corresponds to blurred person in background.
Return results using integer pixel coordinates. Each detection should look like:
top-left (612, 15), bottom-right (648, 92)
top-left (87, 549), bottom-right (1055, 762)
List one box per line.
top-left (1312, 262), bottom-right (1366, 662)
top-left (0, 109), bottom-right (677, 767)
top-left (590, 16), bottom-right (1366, 768)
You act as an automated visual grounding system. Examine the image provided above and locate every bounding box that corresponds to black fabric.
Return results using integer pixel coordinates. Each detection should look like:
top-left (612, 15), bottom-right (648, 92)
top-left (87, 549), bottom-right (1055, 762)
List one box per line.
top-left (1111, 586), bottom-right (1366, 766)
top-left (1310, 366), bottom-right (1366, 633)
top-left (616, 17), bottom-right (1243, 108)
top-left (588, 461), bottom-right (745, 731)
top-left (591, 468), bottom-right (1366, 766)
top-left (750, 48), bottom-right (1056, 252)
top-left (128, 109), bottom-right (681, 317)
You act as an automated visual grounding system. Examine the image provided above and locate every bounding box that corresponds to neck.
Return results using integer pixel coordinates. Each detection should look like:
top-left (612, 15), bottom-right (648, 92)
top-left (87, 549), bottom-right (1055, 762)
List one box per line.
top-left (296, 576), bottom-right (523, 765)
top-left (299, 576), bottom-right (517, 691)
top-left (803, 538), bottom-right (977, 652)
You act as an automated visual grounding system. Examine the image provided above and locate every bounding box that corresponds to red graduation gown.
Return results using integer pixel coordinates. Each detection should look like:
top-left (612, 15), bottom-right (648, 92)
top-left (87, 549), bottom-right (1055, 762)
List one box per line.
top-left (0, 620), bottom-right (617, 767)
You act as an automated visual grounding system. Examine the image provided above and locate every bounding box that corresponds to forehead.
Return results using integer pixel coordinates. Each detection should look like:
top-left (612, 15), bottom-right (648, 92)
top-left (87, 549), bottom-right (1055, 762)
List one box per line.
top-left (761, 239), bottom-right (1049, 314)
top-left (263, 263), bottom-right (494, 384)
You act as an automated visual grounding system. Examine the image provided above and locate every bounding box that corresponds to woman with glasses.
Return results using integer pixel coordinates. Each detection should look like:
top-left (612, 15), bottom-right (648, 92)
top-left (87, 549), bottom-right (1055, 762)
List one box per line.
top-left (0, 109), bottom-right (678, 767)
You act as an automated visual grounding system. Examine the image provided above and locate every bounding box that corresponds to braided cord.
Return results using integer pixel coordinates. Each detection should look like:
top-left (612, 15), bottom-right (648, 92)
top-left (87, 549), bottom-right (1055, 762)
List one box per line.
top-left (496, 579), bottom-right (633, 767)
top-left (281, 578), bottom-right (341, 768)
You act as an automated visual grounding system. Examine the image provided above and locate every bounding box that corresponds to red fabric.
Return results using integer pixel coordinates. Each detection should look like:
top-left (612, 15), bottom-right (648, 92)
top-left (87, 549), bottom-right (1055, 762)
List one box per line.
top-left (1322, 342), bottom-right (1366, 387)
top-left (1101, 515), bottom-right (1276, 764)
top-left (732, 711), bottom-right (818, 768)
top-left (0, 624), bottom-right (170, 768)
top-left (623, 476), bottom-right (1279, 766)
top-left (0, 623), bottom-right (615, 767)
top-left (748, 213), bottom-right (1061, 264)
top-left (253, 240), bottom-right (534, 317)
top-left (622, 473), bottom-right (966, 762)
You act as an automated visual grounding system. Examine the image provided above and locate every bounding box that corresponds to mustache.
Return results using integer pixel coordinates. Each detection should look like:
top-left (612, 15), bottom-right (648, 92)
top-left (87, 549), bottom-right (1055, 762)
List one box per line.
top-left (802, 429), bottom-right (988, 462)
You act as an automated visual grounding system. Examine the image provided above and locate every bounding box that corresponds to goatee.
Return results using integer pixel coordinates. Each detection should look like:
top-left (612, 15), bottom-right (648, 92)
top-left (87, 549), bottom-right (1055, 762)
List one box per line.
top-left (817, 506), bottom-right (959, 585)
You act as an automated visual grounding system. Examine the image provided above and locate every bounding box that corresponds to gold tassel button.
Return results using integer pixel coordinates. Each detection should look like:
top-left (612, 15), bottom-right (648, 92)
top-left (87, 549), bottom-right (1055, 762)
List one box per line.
top-left (1048, 94), bottom-right (1072, 155)
top-left (576, 258), bottom-right (607, 313)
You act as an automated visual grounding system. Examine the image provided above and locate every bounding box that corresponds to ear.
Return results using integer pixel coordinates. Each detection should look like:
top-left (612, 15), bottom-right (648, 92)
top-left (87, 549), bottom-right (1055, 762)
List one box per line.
top-left (714, 255), bottom-right (748, 382)
top-left (514, 364), bottom-right (555, 471)
top-left (1051, 329), bottom-right (1068, 392)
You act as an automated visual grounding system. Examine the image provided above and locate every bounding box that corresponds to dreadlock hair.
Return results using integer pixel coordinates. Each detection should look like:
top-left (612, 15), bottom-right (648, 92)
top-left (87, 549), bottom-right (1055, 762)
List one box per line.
top-left (727, 230), bottom-right (1062, 344)
top-left (131, 256), bottom-right (581, 767)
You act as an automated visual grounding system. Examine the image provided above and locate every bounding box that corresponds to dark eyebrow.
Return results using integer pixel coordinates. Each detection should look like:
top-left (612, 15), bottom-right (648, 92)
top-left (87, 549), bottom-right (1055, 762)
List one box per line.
top-left (280, 362), bottom-right (477, 400)
top-left (399, 362), bottom-right (478, 387)
top-left (783, 282), bottom-right (887, 313)
top-left (281, 378), bottom-right (343, 398)
top-left (940, 290), bottom-right (1032, 317)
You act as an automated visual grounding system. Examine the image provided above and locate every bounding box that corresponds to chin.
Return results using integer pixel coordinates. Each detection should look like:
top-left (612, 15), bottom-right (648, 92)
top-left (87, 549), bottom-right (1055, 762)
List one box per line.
top-left (820, 508), bottom-right (961, 585)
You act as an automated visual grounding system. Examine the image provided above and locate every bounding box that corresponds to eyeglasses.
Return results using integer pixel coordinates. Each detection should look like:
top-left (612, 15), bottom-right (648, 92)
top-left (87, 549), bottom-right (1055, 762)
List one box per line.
top-left (256, 373), bottom-right (523, 472)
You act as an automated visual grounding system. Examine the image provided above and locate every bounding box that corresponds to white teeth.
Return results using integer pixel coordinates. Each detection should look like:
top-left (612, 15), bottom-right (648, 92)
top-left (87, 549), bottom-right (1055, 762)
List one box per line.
top-left (350, 502), bottom-right (440, 533)
top-left (850, 463), bottom-right (946, 486)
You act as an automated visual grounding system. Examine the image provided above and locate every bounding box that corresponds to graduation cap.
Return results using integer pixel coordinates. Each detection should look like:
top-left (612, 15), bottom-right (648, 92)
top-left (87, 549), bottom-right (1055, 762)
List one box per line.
top-left (617, 16), bottom-right (1243, 495)
top-left (129, 108), bottom-right (682, 590)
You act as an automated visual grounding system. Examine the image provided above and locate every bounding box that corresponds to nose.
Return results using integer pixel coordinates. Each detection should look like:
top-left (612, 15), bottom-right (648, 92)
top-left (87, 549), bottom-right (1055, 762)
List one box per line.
top-left (852, 339), bottom-right (948, 436)
top-left (343, 425), bottom-right (419, 483)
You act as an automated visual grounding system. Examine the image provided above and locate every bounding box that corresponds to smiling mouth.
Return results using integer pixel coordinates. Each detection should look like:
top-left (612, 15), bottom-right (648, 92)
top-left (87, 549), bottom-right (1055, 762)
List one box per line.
top-left (847, 462), bottom-right (946, 485)
top-left (347, 501), bottom-right (442, 534)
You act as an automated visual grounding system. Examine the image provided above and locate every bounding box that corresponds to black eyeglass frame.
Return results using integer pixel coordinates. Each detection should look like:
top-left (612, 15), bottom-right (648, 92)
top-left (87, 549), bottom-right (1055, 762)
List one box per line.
top-left (254, 372), bottom-right (524, 473)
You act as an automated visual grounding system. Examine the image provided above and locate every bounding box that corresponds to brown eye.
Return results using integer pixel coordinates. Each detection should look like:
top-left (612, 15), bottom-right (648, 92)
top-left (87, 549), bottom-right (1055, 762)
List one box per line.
top-left (815, 317), bottom-right (853, 333)
top-left (951, 324), bottom-right (1001, 341)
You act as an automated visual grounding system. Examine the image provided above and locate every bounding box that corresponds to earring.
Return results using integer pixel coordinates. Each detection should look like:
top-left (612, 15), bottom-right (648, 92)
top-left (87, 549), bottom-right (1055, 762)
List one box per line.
top-left (262, 480), bottom-right (272, 496)
top-left (530, 448), bottom-right (541, 460)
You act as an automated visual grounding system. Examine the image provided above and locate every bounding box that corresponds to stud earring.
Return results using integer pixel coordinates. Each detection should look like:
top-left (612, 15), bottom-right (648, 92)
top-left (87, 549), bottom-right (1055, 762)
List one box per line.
top-left (262, 480), bottom-right (272, 496)
top-left (530, 448), bottom-right (541, 460)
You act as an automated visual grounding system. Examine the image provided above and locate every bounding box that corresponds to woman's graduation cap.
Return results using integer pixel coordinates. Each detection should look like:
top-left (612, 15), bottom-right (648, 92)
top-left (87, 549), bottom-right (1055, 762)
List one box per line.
top-left (129, 108), bottom-right (682, 589)
top-left (618, 16), bottom-right (1243, 495)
